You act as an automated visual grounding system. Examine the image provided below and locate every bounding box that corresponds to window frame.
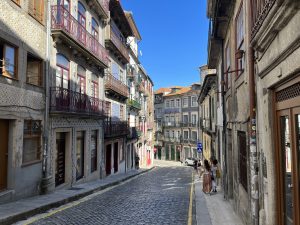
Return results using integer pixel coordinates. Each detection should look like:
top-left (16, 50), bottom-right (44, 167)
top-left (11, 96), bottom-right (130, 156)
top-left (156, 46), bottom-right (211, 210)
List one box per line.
top-left (28, 0), bottom-right (45, 24)
top-left (26, 53), bottom-right (43, 86)
top-left (22, 120), bottom-right (42, 165)
top-left (183, 97), bottom-right (188, 108)
top-left (56, 54), bottom-right (70, 89)
top-left (1, 43), bottom-right (18, 79)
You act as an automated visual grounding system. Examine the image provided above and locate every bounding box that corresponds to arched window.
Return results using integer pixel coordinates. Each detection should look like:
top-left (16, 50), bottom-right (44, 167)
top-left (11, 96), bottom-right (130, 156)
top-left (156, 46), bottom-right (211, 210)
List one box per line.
top-left (56, 54), bottom-right (69, 89)
top-left (77, 65), bottom-right (86, 94)
top-left (91, 18), bottom-right (99, 39)
top-left (78, 2), bottom-right (86, 27)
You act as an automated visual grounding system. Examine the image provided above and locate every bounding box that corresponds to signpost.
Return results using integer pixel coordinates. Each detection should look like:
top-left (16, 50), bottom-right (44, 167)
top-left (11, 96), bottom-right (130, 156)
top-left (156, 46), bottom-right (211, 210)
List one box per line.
top-left (197, 142), bottom-right (202, 153)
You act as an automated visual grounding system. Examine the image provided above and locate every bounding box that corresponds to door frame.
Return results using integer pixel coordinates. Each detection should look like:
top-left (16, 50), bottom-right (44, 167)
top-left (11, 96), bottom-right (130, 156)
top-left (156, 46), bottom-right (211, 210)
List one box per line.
top-left (274, 76), bottom-right (300, 225)
top-left (0, 120), bottom-right (9, 192)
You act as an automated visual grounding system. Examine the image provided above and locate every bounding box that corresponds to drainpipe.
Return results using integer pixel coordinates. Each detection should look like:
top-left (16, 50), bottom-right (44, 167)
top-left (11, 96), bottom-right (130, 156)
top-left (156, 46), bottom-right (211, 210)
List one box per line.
top-left (248, 0), bottom-right (259, 224)
top-left (220, 39), bottom-right (228, 200)
top-left (41, 0), bottom-right (51, 194)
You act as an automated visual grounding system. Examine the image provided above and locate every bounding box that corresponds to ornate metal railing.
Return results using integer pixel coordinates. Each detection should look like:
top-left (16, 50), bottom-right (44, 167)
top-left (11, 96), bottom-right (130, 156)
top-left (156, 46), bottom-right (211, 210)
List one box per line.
top-left (51, 6), bottom-right (109, 66)
top-left (251, 0), bottom-right (276, 39)
top-left (128, 99), bottom-right (141, 110)
top-left (109, 25), bottom-right (130, 62)
top-left (104, 120), bottom-right (129, 137)
top-left (50, 87), bottom-right (107, 117)
top-left (105, 73), bottom-right (129, 98)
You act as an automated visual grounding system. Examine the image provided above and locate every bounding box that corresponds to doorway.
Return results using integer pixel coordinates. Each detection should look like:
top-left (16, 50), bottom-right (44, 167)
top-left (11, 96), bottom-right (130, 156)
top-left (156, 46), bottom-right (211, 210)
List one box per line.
top-left (55, 132), bottom-right (66, 187)
top-left (275, 79), bottom-right (300, 225)
top-left (0, 120), bottom-right (8, 191)
top-left (106, 144), bottom-right (112, 176)
top-left (114, 142), bottom-right (118, 173)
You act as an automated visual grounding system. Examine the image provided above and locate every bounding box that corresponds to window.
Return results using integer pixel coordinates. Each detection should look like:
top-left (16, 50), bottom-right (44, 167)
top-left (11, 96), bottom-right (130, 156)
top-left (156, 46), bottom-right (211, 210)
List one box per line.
top-left (191, 96), bottom-right (197, 107)
top-left (0, 42), bottom-right (17, 78)
top-left (172, 131), bottom-right (175, 138)
top-left (91, 80), bottom-right (99, 98)
top-left (78, 1), bottom-right (86, 43)
top-left (170, 100), bottom-right (175, 108)
top-left (211, 96), bottom-right (215, 119)
top-left (192, 114), bottom-right (197, 125)
top-left (166, 100), bottom-right (170, 108)
top-left (23, 120), bottom-right (42, 164)
top-left (177, 131), bottom-right (180, 139)
top-left (56, 54), bottom-right (69, 89)
top-left (91, 130), bottom-right (97, 173)
top-left (183, 115), bottom-right (189, 123)
top-left (166, 130), bottom-right (169, 138)
top-left (192, 131), bottom-right (197, 141)
top-left (184, 131), bottom-right (189, 140)
top-left (111, 62), bottom-right (119, 79)
top-left (77, 65), bottom-right (86, 94)
top-left (28, 0), bottom-right (45, 23)
top-left (27, 54), bottom-right (42, 86)
top-left (91, 18), bottom-right (99, 40)
top-left (58, 0), bottom-right (70, 11)
top-left (176, 99), bottom-right (180, 107)
top-left (238, 131), bottom-right (247, 191)
top-left (235, 3), bottom-right (245, 77)
top-left (183, 97), bottom-right (188, 107)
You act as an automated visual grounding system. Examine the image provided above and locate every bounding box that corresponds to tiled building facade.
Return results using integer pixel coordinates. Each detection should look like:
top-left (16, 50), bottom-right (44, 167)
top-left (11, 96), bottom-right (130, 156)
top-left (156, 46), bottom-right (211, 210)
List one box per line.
top-left (0, 0), bottom-right (154, 204)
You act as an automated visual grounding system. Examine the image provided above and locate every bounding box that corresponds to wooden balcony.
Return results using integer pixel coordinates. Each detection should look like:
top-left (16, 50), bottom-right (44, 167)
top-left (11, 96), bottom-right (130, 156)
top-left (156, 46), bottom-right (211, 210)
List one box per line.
top-left (51, 5), bottom-right (109, 68)
top-left (104, 120), bottom-right (129, 138)
top-left (105, 25), bottom-right (130, 64)
top-left (104, 73), bottom-right (129, 100)
top-left (251, 0), bottom-right (276, 39)
top-left (49, 87), bottom-right (107, 118)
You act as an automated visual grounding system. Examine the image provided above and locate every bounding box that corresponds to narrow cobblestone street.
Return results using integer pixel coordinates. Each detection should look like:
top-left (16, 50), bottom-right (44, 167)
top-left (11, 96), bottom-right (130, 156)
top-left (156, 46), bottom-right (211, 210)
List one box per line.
top-left (18, 166), bottom-right (194, 225)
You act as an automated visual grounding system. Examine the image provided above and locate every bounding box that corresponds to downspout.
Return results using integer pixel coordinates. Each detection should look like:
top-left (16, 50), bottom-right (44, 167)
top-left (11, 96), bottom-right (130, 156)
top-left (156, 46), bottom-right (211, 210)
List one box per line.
top-left (41, 0), bottom-right (51, 194)
top-left (220, 39), bottom-right (228, 200)
top-left (248, 0), bottom-right (259, 224)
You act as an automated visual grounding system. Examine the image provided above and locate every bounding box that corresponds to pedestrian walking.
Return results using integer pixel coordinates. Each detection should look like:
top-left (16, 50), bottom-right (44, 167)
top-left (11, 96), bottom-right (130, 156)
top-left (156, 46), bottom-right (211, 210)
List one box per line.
top-left (135, 154), bottom-right (140, 169)
top-left (211, 159), bottom-right (218, 192)
top-left (202, 159), bottom-right (212, 194)
top-left (197, 160), bottom-right (204, 177)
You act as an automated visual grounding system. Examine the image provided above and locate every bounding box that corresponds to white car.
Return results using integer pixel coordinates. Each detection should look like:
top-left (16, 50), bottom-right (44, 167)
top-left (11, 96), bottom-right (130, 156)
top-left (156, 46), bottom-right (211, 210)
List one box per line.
top-left (184, 157), bottom-right (196, 166)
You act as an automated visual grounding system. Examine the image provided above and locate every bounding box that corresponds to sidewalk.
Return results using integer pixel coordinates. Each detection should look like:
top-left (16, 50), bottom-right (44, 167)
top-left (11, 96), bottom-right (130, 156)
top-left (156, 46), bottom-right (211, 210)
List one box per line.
top-left (0, 168), bottom-right (153, 225)
top-left (194, 174), bottom-right (244, 225)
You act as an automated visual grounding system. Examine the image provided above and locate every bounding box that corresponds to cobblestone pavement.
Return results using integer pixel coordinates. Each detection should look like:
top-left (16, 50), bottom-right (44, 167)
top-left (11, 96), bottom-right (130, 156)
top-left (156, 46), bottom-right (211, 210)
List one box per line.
top-left (22, 167), bottom-right (194, 225)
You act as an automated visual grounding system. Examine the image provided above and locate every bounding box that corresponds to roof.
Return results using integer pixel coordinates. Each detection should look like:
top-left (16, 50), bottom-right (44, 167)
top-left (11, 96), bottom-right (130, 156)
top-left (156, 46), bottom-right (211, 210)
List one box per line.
top-left (125, 11), bottom-right (142, 40)
top-left (165, 87), bottom-right (191, 97)
top-left (155, 88), bottom-right (172, 95)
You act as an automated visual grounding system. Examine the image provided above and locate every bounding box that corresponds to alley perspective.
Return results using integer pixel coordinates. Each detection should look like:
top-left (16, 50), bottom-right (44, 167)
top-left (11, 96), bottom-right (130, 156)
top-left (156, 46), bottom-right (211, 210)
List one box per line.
top-left (0, 0), bottom-right (300, 225)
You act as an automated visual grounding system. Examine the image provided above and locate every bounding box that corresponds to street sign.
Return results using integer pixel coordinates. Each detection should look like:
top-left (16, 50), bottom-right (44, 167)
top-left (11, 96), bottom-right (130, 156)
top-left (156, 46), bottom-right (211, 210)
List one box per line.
top-left (197, 142), bottom-right (202, 153)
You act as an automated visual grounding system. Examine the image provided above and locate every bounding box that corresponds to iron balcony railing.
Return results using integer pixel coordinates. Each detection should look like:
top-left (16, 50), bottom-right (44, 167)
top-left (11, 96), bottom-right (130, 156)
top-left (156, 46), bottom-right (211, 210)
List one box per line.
top-left (128, 99), bottom-right (141, 110)
top-left (50, 87), bottom-right (107, 117)
top-left (104, 120), bottom-right (129, 138)
top-left (105, 73), bottom-right (129, 98)
top-left (127, 127), bottom-right (142, 139)
top-left (51, 5), bottom-right (109, 66)
top-left (180, 122), bottom-right (198, 128)
top-left (108, 25), bottom-right (130, 62)
top-left (251, 0), bottom-right (276, 39)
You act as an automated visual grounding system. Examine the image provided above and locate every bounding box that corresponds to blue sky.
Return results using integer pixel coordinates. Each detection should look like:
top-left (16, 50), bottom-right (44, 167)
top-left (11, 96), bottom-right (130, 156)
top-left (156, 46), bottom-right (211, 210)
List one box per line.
top-left (122, 0), bottom-right (209, 90)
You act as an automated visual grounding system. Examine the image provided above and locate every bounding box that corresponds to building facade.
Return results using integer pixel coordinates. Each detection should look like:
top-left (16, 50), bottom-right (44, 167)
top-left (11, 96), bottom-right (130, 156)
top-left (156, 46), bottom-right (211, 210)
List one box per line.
top-left (0, 0), bottom-right (154, 204)
top-left (154, 84), bottom-right (201, 162)
top-left (0, 0), bottom-right (48, 203)
top-left (206, 0), bottom-right (300, 224)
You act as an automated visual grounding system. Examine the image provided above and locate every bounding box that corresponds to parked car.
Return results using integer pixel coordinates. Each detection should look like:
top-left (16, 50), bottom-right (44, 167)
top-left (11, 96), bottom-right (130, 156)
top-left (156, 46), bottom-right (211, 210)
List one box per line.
top-left (184, 157), bottom-right (197, 166)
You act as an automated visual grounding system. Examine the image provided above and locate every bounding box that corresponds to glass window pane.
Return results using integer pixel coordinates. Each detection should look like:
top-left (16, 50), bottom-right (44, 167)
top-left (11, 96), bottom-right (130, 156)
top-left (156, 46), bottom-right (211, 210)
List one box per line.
top-left (4, 45), bottom-right (16, 77)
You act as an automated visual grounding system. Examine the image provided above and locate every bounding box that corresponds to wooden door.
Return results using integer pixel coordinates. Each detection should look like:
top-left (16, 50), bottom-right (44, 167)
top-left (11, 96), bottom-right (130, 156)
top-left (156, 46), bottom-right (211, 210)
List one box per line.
top-left (55, 132), bottom-right (66, 187)
top-left (275, 78), bottom-right (300, 225)
top-left (106, 144), bottom-right (111, 176)
top-left (0, 120), bottom-right (8, 191)
top-left (114, 142), bottom-right (118, 173)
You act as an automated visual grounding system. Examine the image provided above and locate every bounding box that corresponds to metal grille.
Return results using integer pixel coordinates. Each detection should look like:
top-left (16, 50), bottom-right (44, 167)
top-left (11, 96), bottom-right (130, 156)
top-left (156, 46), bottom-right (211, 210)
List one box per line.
top-left (276, 83), bottom-right (300, 102)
